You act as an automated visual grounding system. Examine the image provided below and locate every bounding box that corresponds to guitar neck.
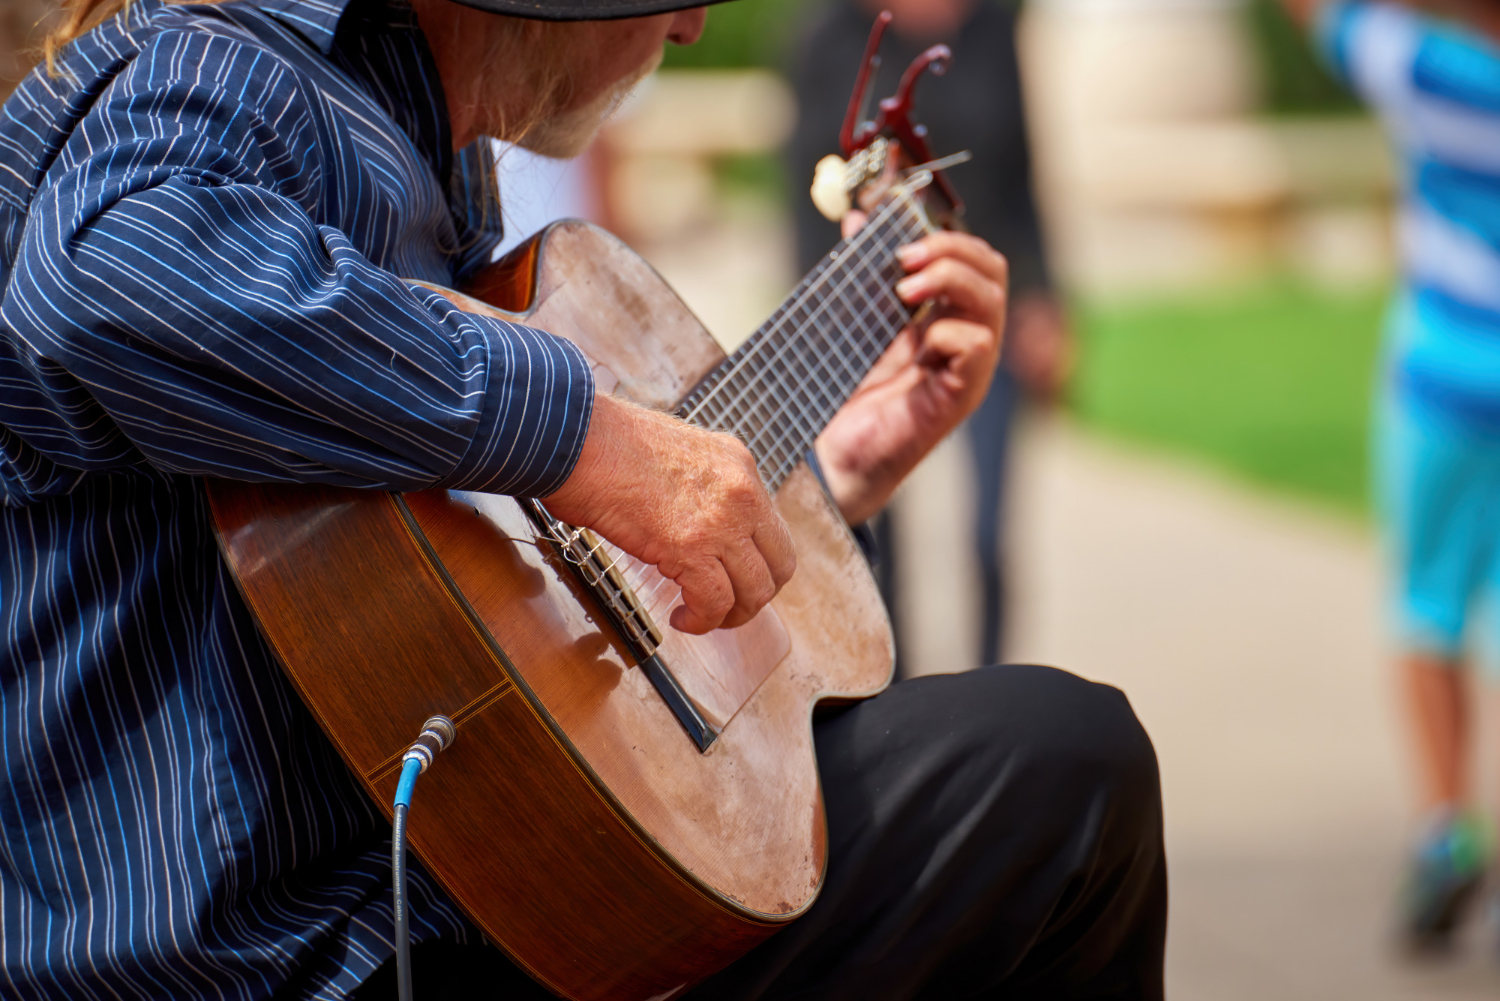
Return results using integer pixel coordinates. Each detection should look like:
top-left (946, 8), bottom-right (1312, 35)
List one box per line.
top-left (676, 183), bottom-right (937, 493)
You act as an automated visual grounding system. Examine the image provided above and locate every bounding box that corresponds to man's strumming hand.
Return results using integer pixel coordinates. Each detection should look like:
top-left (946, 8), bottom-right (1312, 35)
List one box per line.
top-left (815, 225), bottom-right (1009, 526)
top-left (543, 393), bottom-right (797, 635)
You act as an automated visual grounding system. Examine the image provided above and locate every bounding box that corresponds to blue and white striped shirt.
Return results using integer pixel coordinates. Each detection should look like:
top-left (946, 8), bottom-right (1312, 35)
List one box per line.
top-left (0, 0), bottom-right (594, 996)
top-left (1320, 0), bottom-right (1500, 426)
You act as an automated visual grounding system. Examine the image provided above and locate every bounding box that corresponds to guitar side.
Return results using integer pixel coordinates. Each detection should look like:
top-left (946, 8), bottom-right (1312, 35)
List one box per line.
top-left (207, 221), bottom-right (894, 1000)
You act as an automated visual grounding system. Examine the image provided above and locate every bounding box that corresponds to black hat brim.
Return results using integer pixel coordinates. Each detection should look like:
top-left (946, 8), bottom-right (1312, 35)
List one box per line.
top-left (445, 0), bottom-right (739, 19)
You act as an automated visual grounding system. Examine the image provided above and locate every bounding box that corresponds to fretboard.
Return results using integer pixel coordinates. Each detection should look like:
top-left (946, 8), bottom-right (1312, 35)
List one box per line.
top-left (676, 184), bottom-right (936, 492)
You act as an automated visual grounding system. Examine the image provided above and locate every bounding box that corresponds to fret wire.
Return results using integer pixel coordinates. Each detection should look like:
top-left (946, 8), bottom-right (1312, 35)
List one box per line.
top-left (687, 274), bottom-right (857, 436)
top-left (736, 297), bottom-right (852, 456)
top-left (732, 213), bottom-right (906, 405)
top-left (776, 351), bottom-right (821, 446)
top-left (765, 350), bottom-right (834, 468)
top-left (750, 375), bottom-right (822, 474)
top-left (809, 235), bottom-right (906, 374)
top-left (744, 219), bottom-right (920, 470)
top-left (847, 269), bottom-right (898, 363)
top-left (713, 217), bottom-right (909, 446)
top-left (691, 194), bottom-right (937, 487)
top-left (753, 321), bottom-right (905, 478)
top-left (679, 197), bottom-right (916, 425)
top-left (830, 215), bottom-right (927, 373)
top-left (762, 210), bottom-right (933, 473)
top-left (711, 199), bottom-right (912, 426)
top-left (747, 296), bottom-right (889, 456)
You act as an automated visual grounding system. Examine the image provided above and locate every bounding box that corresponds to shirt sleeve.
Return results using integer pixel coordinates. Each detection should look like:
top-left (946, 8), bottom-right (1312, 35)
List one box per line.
top-left (0, 28), bottom-right (591, 498)
top-left (1313, 0), bottom-right (1421, 112)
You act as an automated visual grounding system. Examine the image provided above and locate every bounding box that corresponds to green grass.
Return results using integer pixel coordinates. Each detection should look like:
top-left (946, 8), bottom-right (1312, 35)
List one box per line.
top-left (660, 0), bottom-right (803, 70)
top-left (1070, 280), bottom-right (1389, 514)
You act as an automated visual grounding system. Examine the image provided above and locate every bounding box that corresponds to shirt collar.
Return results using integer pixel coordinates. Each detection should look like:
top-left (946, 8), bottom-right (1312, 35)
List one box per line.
top-left (247, 0), bottom-right (353, 54)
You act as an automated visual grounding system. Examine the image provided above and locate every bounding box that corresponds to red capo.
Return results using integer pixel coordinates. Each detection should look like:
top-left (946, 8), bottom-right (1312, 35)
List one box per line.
top-left (837, 11), bottom-right (964, 215)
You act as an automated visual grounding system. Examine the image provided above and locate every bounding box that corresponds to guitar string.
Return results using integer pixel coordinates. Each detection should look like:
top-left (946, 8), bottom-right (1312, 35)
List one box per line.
top-left (692, 200), bottom-right (925, 440)
top-left (677, 192), bottom-right (919, 426)
top-left (700, 202), bottom-right (928, 477)
top-left (755, 234), bottom-right (917, 444)
top-left (745, 266), bottom-right (907, 484)
top-left (740, 237), bottom-right (903, 440)
top-left (554, 188), bottom-right (937, 617)
top-left (732, 268), bottom-right (889, 469)
top-left (768, 211), bottom-right (929, 447)
top-left (710, 229), bottom-right (911, 467)
top-left (641, 563), bottom-right (682, 607)
top-left (715, 187), bottom-right (931, 433)
top-left (685, 218), bottom-right (908, 441)
top-left (743, 209), bottom-right (933, 487)
top-left (622, 206), bottom-right (931, 613)
top-left (709, 195), bottom-right (931, 454)
top-left (609, 207), bottom-right (932, 606)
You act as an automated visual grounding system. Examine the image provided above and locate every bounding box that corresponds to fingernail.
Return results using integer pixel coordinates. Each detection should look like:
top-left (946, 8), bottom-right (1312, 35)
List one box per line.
top-left (896, 277), bottom-right (922, 299)
top-left (896, 244), bottom-right (922, 266)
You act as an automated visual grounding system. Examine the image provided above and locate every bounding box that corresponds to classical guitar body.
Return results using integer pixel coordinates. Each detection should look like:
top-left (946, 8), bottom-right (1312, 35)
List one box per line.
top-left (207, 221), bottom-right (895, 1001)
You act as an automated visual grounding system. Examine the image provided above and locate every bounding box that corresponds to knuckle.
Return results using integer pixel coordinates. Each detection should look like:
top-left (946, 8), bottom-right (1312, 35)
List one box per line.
top-left (708, 590), bottom-right (734, 620)
top-left (726, 472), bottom-right (760, 507)
top-left (985, 284), bottom-right (1006, 315)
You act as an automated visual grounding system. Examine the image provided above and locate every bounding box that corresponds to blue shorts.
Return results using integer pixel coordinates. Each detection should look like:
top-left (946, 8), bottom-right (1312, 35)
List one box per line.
top-left (1377, 389), bottom-right (1500, 671)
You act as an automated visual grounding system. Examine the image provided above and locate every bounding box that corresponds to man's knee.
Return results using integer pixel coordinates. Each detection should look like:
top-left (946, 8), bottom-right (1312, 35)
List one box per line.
top-left (950, 664), bottom-right (1161, 827)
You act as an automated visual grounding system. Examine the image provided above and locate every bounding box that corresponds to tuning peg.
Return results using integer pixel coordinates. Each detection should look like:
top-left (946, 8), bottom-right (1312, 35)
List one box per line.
top-left (811, 155), bottom-right (853, 222)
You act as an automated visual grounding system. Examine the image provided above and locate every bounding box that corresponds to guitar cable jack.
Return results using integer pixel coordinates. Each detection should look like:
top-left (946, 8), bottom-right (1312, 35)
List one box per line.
top-left (392, 715), bottom-right (456, 1001)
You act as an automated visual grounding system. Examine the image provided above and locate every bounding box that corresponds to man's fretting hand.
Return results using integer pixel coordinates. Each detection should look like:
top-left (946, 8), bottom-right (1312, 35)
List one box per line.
top-left (815, 224), bottom-right (1009, 526)
top-left (543, 393), bottom-right (797, 634)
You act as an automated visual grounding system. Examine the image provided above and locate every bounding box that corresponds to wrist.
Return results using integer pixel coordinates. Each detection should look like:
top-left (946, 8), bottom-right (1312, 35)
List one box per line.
top-left (814, 438), bottom-right (897, 526)
top-left (543, 391), bottom-right (626, 511)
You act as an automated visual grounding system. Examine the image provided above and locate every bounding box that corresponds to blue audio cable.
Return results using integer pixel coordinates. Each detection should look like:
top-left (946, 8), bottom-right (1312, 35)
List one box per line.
top-left (392, 715), bottom-right (456, 1001)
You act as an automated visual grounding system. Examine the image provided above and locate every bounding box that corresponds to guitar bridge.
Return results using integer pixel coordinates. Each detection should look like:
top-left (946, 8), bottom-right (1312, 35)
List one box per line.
top-left (522, 500), bottom-right (718, 752)
top-left (525, 500), bottom-right (663, 656)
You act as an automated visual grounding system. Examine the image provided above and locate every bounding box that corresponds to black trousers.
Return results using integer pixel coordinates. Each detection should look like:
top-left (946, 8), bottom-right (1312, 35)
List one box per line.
top-left (353, 664), bottom-right (1167, 1000)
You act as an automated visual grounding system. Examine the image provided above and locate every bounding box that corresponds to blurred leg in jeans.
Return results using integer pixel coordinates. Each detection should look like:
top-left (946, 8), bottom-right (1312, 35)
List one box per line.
top-left (968, 368), bottom-right (1022, 667)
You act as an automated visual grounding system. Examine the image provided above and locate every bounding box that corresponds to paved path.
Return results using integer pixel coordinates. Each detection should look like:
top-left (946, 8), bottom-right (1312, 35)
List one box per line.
top-left (891, 416), bottom-right (1500, 999)
top-left (647, 218), bottom-right (1500, 997)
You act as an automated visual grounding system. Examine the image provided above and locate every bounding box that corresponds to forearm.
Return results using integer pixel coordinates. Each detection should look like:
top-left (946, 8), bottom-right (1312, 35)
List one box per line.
top-left (2, 179), bottom-right (593, 495)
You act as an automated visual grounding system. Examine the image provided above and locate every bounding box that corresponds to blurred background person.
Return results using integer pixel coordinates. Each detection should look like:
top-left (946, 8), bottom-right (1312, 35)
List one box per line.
top-left (787, 0), bottom-right (1070, 671)
top-left (1287, 0), bottom-right (1500, 953)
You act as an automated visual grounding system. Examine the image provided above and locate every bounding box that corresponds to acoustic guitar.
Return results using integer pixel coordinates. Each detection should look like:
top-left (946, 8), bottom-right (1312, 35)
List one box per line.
top-left (207, 23), bottom-right (963, 1001)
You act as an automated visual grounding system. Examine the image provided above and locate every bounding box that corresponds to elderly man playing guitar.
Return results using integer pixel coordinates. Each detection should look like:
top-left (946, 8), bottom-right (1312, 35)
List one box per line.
top-left (0, 0), bottom-right (1166, 997)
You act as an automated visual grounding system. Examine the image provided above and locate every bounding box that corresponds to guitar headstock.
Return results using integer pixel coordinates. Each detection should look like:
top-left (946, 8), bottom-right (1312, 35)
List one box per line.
top-left (809, 11), bottom-right (967, 229)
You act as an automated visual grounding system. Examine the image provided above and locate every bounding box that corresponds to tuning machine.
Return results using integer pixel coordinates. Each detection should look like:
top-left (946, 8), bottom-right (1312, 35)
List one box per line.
top-left (811, 138), bottom-right (889, 222)
top-left (810, 10), bottom-right (967, 224)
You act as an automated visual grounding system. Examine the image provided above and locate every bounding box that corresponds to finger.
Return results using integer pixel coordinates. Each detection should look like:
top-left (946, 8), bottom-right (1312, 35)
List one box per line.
top-left (896, 258), bottom-right (1007, 326)
top-left (715, 543), bottom-right (776, 631)
top-left (847, 325), bottom-right (919, 395)
top-left (752, 509), bottom-right (797, 590)
top-left (842, 210), bottom-right (869, 240)
top-left (897, 232), bottom-right (1009, 287)
top-left (916, 317), bottom-right (1000, 373)
top-left (668, 558), bottom-right (736, 634)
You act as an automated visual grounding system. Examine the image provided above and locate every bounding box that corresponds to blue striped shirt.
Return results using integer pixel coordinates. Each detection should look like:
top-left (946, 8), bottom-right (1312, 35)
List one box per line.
top-left (1319, 0), bottom-right (1500, 426)
top-left (0, 0), bottom-right (594, 996)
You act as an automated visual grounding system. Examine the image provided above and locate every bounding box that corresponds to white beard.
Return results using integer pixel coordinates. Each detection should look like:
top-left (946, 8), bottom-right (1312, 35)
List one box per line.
top-left (516, 46), bottom-right (662, 160)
